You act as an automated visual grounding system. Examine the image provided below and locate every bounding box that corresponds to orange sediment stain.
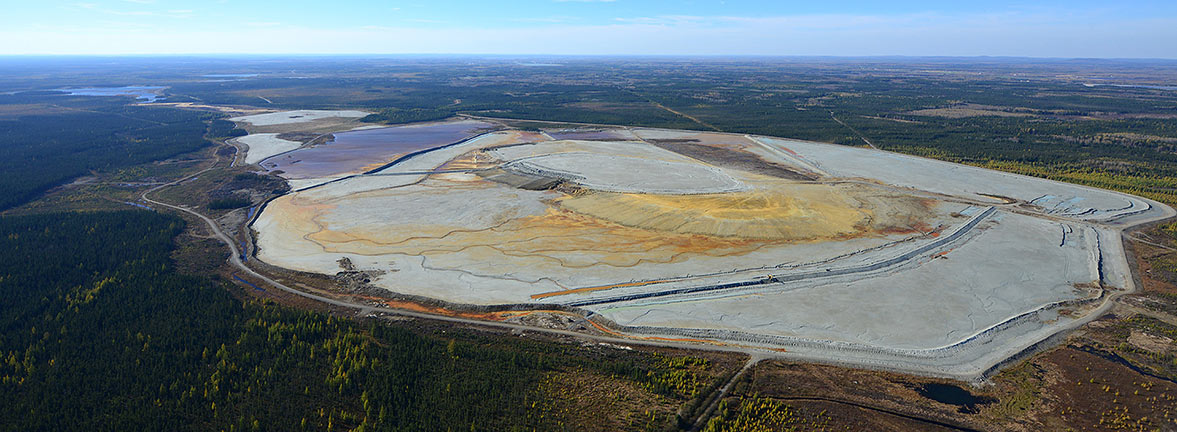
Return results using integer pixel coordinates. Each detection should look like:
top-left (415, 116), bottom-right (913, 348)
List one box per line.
top-left (645, 335), bottom-right (733, 344)
top-left (351, 294), bottom-right (523, 321)
top-left (530, 278), bottom-right (672, 299)
top-left (582, 316), bottom-right (637, 337)
top-left (358, 156), bottom-right (404, 173)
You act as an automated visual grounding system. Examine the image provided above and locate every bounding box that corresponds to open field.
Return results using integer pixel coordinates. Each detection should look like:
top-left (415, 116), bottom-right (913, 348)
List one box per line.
top-left (235, 133), bottom-right (301, 164)
top-left (244, 111), bottom-right (1174, 379)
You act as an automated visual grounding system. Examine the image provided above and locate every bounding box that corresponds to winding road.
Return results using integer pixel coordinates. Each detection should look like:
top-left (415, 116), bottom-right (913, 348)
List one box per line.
top-left (138, 158), bottom-right (760, 357)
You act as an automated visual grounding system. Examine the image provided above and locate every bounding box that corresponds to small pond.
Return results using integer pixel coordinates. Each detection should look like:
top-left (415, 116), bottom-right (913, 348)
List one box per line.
top-left (915, 383), bottom-right (994, 414)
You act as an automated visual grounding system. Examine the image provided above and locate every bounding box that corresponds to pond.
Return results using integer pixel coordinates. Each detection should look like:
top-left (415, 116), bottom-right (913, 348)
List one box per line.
top-left (915, 383), bottom-right (994, 413)
top-left (261, 120), bottom-right (495, 179)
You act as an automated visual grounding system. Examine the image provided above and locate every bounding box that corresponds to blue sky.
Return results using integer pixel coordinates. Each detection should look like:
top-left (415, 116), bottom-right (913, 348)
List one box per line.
top-left (3, 0), bottom-right (1177, 57)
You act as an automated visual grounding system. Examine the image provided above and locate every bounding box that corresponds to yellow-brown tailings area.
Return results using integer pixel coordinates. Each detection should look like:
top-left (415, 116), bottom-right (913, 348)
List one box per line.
top-left (556, 182), bottom-right (931, 241)
top-left (307, 206), bottom-right (779, 269)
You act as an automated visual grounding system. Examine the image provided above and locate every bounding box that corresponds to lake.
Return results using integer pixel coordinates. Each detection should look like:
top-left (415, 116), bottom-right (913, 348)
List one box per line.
top-left (54, 86), bottom-right (166, 102)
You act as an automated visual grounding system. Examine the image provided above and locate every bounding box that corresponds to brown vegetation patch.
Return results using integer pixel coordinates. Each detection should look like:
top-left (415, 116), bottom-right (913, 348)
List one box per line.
top-left (733, 343), bottom-right (1177, 430)
top-left (0, 103), bottom-right (69, 119)
top-left (1127, 330), bottom-right (1174, 353)
top-left (1001, 346), bottom-right (1177, 430)
top-left (735, 361), bottom-right (987, 430)
top-left (533, 369), bottom-right (681, 431)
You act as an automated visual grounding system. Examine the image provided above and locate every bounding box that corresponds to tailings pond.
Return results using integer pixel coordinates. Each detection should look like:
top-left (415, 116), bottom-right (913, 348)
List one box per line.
top-left (260, 120), bottom-right (495, 179)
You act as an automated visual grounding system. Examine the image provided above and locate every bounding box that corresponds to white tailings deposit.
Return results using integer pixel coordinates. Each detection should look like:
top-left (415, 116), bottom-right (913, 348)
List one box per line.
top-left (492, 140), bottom-right (748, 194)
top-left (235, 133), bottom-right (302, 165)
top-left (244, 120), bottom-right (1174, 380)
top-left (230, 109), bottom-right (369, 126)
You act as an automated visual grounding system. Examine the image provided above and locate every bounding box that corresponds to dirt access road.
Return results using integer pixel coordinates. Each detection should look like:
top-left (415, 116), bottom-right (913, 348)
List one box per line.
top-left (138, 158), bottom-right (761, 359)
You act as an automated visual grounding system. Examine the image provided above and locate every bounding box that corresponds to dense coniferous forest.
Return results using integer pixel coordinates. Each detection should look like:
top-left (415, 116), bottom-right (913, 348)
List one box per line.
top-left (5, 59), bottom-right (1177, 208)
top-left (0, 211), bottom-right (704, 431)
top-left (0, 95), bottom-right (220, 210)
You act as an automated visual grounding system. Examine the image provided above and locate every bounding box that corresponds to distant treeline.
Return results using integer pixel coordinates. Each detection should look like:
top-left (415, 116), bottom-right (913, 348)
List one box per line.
top-left (339, 67), bottom-right (1177, 204)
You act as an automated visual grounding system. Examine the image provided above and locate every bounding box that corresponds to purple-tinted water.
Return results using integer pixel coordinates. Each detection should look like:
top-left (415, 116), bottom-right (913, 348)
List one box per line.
top-left (261, 120), bottom-right (493, 179)
top-left (546, 129), bottom-right (634, 141)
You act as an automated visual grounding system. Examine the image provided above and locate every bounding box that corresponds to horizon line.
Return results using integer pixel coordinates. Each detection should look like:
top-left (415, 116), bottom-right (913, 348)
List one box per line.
top-left (2, 53), bottom-right (1177, 62)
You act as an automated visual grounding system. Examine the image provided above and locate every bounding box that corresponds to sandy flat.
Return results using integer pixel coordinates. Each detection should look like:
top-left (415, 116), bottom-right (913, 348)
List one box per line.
top-left (230, 110), bottom-right (369, 126)
top-left (236, 133), bottom-right (302, 165)
top-left (756, 136), bottom-right (1150, 222)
